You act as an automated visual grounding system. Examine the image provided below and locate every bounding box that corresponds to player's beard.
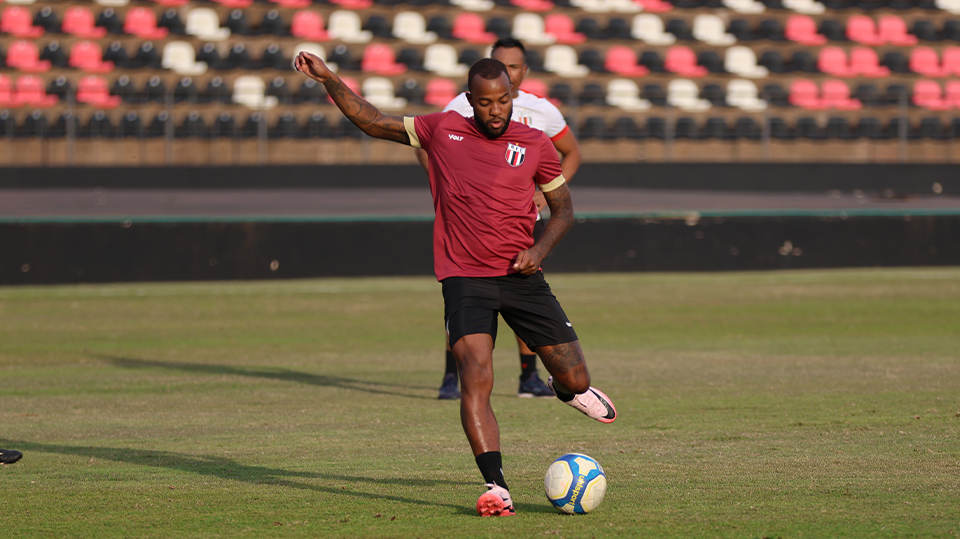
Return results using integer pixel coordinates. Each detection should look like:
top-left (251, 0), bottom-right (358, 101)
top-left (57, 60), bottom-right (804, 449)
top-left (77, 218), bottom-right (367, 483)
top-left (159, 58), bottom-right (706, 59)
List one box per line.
top-left (475, 112), bottom-right (511, 139)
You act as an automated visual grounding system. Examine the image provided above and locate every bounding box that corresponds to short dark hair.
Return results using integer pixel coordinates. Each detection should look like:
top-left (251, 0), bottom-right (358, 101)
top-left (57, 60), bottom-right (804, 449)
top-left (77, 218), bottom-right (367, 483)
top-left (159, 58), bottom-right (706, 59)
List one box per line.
top-left (491, 38), bottom-right (526, 57)
top-left (467, 58), bottom-right (509, 91)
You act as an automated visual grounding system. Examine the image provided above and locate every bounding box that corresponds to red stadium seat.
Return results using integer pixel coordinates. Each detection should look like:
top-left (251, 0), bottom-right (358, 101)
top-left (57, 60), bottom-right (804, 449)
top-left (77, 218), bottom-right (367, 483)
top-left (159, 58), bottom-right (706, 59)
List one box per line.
top-left (604, 45), bottom-right (650, 77)
top-left (361, 43), bottom-right (407, 76)
top-left (788, 79), bottom-right (826, 110)
top-left (424, 78), bottom-right (457, 107)
top-left (818, 46), bottom-right (855, 77)
top-left (519, 78), bottom-right (548, 98)
top-left (849, 47), bottom-right (889, 77)
top-left (5, 40), bottom-right (52, 73)
top-left (62, 6), bottom-right (108, 39)
top-left (77, 75), bottom-right (122, 108)
top-left (944, 80), bottom-right (960, 108)
top-left (211, 0), bottom-right (254, 7)
top-left (328, 0), bottom-right (374, 9)
top-left (664, 46), bottom-right (707, 77)
top-left (637, 0), bottom-right (673, 12)
top-left (0, 74), bottom-right (20, 108)
top-left (1, 6), bottom-right (44, 38)
top-left (150, 0), bottom-right (192, 7)
top-left (124, 7), bottom-right (169, 39)
top-left (877, 14), bottom-right (917, 45)
top-left (910, 46), bottom-right (949, 77)
top-left (15, 75), bottom-right (58, 108)
top-left (69, 41), bottom-right (115, 74)
top-left (941, 46), bottom-right (960, 76)
top-left (269, 0), bottom-right (312, 8)
top-left (821, 79), bottom-right (862, 110)
top-left (913, 79), bottom-right (950, 110)
top-left (291, 11), bottom-right (330, 41)
top-left (846, 15), bottom-right (882, 46)
top-left (452, 13), bottom-right (497, 45)
top-left (511, 0), bottom-right (554, 12)
top-left (785, 14), bottom-right (826, 45)
top-left (545, 14), bottom-right (586, 45)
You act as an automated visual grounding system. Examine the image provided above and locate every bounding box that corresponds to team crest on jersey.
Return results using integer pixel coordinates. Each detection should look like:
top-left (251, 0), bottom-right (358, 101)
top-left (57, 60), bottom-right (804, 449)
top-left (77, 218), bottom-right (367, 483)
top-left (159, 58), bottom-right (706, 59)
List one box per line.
top-left (505, 143), bottom-right (526, 167)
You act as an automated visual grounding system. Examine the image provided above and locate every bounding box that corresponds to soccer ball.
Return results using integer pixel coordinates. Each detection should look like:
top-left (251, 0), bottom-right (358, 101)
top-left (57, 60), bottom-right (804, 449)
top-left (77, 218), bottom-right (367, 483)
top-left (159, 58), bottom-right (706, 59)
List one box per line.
top-left (544, 453), bottom-right (607, 514)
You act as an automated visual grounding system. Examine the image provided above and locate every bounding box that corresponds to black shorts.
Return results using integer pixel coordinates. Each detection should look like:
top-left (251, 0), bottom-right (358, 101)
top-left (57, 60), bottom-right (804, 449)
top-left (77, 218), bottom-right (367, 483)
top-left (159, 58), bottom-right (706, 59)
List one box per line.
top-left (441, 272), bottom-right (578, 349)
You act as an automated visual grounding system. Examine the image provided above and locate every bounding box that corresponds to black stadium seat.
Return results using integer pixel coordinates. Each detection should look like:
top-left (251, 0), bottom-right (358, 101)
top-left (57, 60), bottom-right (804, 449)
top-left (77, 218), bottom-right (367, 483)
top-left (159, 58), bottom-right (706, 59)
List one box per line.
top-left (911, 20), bottom-right (940, 42)
top-left (610, 116), bottom-right (644, 140)
top-left (728, 19), bottom-right (755, 41)
top-left (606, 18), bottom-right (631, 40)
top-left (576, 18), bottom-right (605, 40)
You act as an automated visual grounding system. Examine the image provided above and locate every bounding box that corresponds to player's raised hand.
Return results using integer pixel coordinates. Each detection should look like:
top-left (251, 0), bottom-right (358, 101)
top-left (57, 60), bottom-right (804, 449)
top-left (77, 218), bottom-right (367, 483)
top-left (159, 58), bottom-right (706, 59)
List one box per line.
top-left (512, 249), bottom-right (542, 275)
top-left (295, 51), bottom-right (334, 83)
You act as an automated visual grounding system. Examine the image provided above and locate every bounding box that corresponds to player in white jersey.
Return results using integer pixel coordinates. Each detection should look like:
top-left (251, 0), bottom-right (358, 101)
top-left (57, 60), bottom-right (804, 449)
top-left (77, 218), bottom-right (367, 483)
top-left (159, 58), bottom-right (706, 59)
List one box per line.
top-left (417, 38), bottom-right (582, 401)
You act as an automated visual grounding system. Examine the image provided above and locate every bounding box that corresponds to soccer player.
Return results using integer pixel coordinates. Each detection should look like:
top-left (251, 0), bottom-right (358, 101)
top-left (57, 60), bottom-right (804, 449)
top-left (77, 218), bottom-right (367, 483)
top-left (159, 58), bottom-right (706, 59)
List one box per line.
top-left (0, 448), bottom-right (22, 464)
top-left (417, 38), bottom-right (582, 401)
top-left (295, 52), bottom-right (616, 517)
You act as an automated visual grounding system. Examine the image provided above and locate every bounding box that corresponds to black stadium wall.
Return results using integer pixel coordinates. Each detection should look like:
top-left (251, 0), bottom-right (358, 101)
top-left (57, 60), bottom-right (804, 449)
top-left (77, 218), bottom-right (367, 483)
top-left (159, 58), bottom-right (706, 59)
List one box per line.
top-left (2, 164), bottom-right (958, 285)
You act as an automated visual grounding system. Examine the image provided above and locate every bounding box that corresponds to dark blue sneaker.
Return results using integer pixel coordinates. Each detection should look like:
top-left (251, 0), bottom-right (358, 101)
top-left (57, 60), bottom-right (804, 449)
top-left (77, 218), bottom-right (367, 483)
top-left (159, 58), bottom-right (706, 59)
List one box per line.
top-left (0, 449), bottom-right (22, 464)
top-left (518, 371), bottom-right (555, 398)
top-left (438, 373), bottom-right (460, 400)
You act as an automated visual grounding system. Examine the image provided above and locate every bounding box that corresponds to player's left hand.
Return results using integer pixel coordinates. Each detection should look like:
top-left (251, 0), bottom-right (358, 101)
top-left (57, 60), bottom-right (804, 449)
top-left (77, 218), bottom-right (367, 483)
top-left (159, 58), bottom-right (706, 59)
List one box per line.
top-left (512, 249), bottom-right (541, 275)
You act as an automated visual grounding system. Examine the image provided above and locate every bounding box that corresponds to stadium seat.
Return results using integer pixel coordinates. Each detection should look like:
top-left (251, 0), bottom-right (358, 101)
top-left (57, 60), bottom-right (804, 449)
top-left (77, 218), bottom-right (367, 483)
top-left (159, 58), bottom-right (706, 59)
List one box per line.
top-left (6, 40), bottom-right (51, 72)
top-left (820, 79), bottom-right (861, 110)
top-left (850, 47), bottom-right (890, 77)
top-left (911, 20), bottom-right (939, 42)
top-left (396, 78), bottom-right (425, 105)
top-left (32, 6), bottom-right (61, 34)
top-left (758, 19), bottom-right (786, 41)
top-left (878, 14), bottom-right (917, 45)
top-left (818, 18), bottom-right (846, 42)
top-left (609, 116), bottom-right (644, 140)
top-left (665, 18), bottom-right (694, 40)
top-left (158, 8), bottom-right (187, 35)
top-left (233, 76), bottom-right (278, 109)
top-left (578, 116), bottom-right (607, 140)
top-left (260, 9), bottom-right (289, 37)
top-left (362, 77), bottom-right (407, 110)
top-left (640, 50), bottom-right (666, 73)
top-left (936, 0), bottom-right (960, 14)
top-left (604, 45), bottom-right (650, 77)
top-left (944, 80), bottom-right (960, 108)
top-left (853, 83), bottom-right (882, 106)
top-left (606, 78), bottom-right (652, 111)
top-left (545, 14), bottom-right (586, 44)
top-left (291, 11), bottom-right (330, 41)
top-left (910, 46), bottom-right (949, 77)
top-left (758, 50), bottom-right (787, 73)
top-left (362, 43), bottom-right (407, 76)
top-left (913, 79), bottom-right (950, 110)
top-left (62, 6), bottom-right (108, 38)
top-left (162, 41), bottom-right (207, 75)
top-left (693, 14), bottom-right (736, 45)
top-left (511, 0), bottom-right (555, 11)
top-left (39, 41), bottom-right (69, 69)
top-left (632, 14), bottom-right (676, 45)
top-left (724, 46), bottom-right (768, 78)
top-left (605, 17), bottom-right (633, 40)
top-left (449, 0), bottom-right (495, 12)
top-left (579, 83), bottom-right (606, 106)
top-left (364, 15), bottom-right (392, 40)
top-left (789, 79), bottom-right (827, 109)
top-left (734, 117), bottom-right (761, 140)
top-left (513, 13), bottom-right (556, 45)
top-left (702, 118), bottom-right (733, 140)
top-left (667, 79), bottom-right (711, 111)
top-left (940, 46), bottom-right (960, 76)
top-left (674, 117), bottom-right (700, 139)
top-left (124, 7), bottom-right (169, 39)
top-left (424, 44), bottom-right (468, 76)
top-left (270, 0), bottom-right (312, 8)
top-left (881, 51), bottom-right (910, 73)
top-left (579, 48), bottom-right (606, 73)
top-left (224, 9), bottom-right (252, 35)
top-left (2, 6), bottom-right (44, 38)
top-left (69, 41), bottom-right (115, 73)
top-left (818, 46), bottom-right (855, 77)
top-left (784, 14), bottom-right (826, 45)
top-left (518, 78), bottom-right (549, 99)
top-left (393, 11), bottom-right (436, 44)
top-left (452, 13), bottom-right (496, 44)
top-left (728, 19), bottom-right (756, 41)
top-left (568, 0), bottom-right (616, 13)
top-left (724, 0), bottom-right (766, 13)
top-left (0, 75), bottom-right (20, 108)
top-left (15, 75), bottom-right (58, 107)
top-left (329, 10), bottom-right (372, 43)
top-left (544, 45), bottom-right (589, 77)
top-left (636, 0), bottom-right (673, 12)
top-left (95, 8), bottom-right (124, 35)
top-left (727, 79), bottom-right (767, 111)
top-left (223, 43), bottom-right (254, 70)
top-left (329, 0), bottom-right (374, 9)
top-left (824, 117), bottom-right (855, 140)
top-left (185, 8), bottom-right (230, 41)
top-left (102, 41), bottom-right (129, 69)
top-left (423, 77), bottom-right (457, 107)
top-left (783, 0), bottom-right (825, 14)
top-left (665, 46), bottom-right (708, 77)
top-left (77, 75), bottom-right (122, 108)
top-left (698, 51), bottom-right (726, 73)
top-left (96, 0), bottom-right (131, 7)
top-left (260, 43), bottom-right (289, 71)
top-left (796, 117), bottom-right (826, 140)
top-left (846, 14), bottom-right (882, 45)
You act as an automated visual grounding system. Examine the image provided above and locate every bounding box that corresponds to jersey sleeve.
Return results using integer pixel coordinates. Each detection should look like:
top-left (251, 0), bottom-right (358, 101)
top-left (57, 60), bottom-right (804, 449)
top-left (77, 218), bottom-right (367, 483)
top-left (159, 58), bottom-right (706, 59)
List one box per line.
top-left (541, 100), bottom-right (570, 141)
top-left (535, 131), bottom-right (565, 192)
top-left (441, 92), bottom-right (474, 117)
top-left (405, 113), bottom-right (443, 150)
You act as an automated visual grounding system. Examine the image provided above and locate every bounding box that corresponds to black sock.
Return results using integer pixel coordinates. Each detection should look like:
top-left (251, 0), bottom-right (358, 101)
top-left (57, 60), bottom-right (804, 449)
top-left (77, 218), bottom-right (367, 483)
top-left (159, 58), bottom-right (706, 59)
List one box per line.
top-left (552, 381), bottom-right (576, 402)
top-left (519, 353), bottom-right (538, 379)
top-left (475, 451), bottom-right (509, 491)
top-left (445, 350), bottom-right (457, 379)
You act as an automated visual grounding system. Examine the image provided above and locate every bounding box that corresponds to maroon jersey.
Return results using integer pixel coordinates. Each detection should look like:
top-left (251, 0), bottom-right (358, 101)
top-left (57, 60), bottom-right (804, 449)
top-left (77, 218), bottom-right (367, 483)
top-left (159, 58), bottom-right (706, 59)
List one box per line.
top-left (405, 111), bottom-right (565, 281)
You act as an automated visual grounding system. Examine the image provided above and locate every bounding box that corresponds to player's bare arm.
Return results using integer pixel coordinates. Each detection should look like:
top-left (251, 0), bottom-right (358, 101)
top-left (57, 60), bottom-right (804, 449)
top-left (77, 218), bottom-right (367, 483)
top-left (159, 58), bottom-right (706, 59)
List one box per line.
top-left (513, 182), bottom-right (574, 274)
top-left (553, 130), bottom-right (582, 182)
top-left (295, 51), bottom-right (409, 145)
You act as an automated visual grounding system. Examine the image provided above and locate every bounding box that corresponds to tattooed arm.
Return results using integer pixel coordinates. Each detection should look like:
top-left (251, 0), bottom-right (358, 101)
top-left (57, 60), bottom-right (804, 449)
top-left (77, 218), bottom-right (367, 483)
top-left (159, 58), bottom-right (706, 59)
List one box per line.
top-left (512, 181), bottom-right (574, 275)
top-left (294, 51), bottom-right (410, 145)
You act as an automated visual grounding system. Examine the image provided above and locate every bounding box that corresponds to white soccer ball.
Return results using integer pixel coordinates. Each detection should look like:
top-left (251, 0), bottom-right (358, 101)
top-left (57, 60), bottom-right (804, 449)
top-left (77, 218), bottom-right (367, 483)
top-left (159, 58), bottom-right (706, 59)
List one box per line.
top-left (544, 453), bottom-right (607, 514)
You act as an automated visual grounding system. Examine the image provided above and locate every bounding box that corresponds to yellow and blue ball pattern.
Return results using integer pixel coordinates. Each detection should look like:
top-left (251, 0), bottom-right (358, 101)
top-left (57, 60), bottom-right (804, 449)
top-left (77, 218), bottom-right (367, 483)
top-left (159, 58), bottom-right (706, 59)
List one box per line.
top-left (544, 453), bottom-right (607, 514)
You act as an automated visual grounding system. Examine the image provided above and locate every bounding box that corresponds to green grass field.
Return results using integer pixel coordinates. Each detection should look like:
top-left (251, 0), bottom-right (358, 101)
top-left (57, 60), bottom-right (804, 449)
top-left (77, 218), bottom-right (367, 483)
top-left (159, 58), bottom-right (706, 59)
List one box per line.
top-left (1, 269), bottom-right (959, 538)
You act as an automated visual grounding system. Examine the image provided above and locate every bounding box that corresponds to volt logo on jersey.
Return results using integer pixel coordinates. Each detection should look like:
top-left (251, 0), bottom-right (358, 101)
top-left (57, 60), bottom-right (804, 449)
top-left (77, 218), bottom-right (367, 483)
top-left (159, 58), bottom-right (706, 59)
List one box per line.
top-left (505, 143), bottom-right (526, 167)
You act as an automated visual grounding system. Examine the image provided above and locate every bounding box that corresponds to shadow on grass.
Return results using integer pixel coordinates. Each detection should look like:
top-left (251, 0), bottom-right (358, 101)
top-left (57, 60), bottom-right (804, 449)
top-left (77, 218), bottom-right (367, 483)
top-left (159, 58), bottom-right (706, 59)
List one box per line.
top-left (1, 439), bottom-right (485, 513)
top-left (101, 355), bottom-right (438, 401)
